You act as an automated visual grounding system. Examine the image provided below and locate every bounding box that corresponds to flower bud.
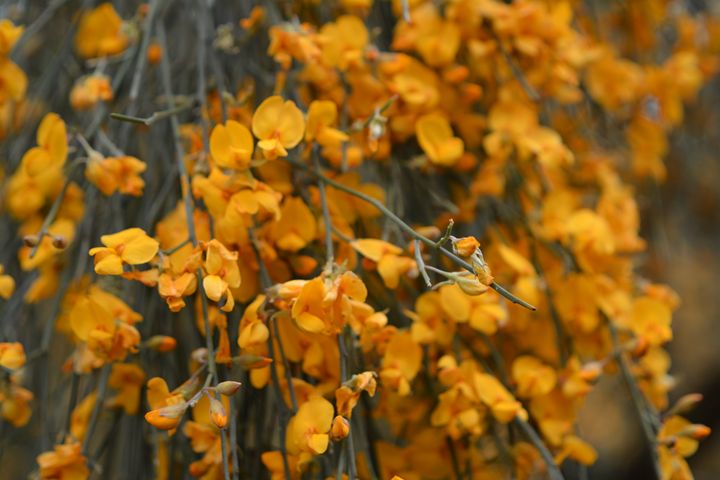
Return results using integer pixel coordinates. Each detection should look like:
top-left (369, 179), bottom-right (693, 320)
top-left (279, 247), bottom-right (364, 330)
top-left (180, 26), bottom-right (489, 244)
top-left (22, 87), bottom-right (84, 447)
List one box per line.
top-left (172, 375), bottom-right (201, 400)
top-left (330, 415), bottom-right (350, 441)
top-left (51, 235), bottom-right (68, 249)
top-left (680, 424), bottom-right (712, 440)
top-left (191, 348), bottom-right (209, 364)
top-left (144, 402), bottom-right (188, 430)
top-left (232, 354), bottom-right (273, 369)
top-left (216, 381), bottom-right (242, 396)
top-left (209, 396), bottom-right (228, 429)
top-left (452, 236), bottom-right (480, 257)
top-left (667, 393), bottom-right (703, 417)
top-left (145, 335), bottom-right (177, 352)
top-left (23, 235), bottom-right (39, 247)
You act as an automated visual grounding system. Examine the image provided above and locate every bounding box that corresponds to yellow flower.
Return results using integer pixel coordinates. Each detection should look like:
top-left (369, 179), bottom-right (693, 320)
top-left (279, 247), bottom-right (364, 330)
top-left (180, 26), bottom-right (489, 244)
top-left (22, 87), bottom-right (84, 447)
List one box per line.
top-left (286, 395), bottom-right (334, 464)
top-left (0, 265), bottom-right (15, 299)
top-left (210, 120), bottom-right (254, 170)
top-left (21, 113), bottom-right (68, 177)
top-left (252, 96), bottom-right (305, 159)
top-left (0, 57), bottom-right (27, 103)
top-left (74, 3), bottom-right (129, 59)
top-left (305, 100), bottom-right (348, 148)
top-left (416, 113), bottom-right (464, 166)
top-left (0, 20), bottom-right (23, 56)
top-left (89, 227), bottom-right (159, 275)
top-left (0, 342), bottom-right (25, 370)
top-left (36, 441), bottom-right (89, 480)
top-left (85, 154), bottom-right (147, 196)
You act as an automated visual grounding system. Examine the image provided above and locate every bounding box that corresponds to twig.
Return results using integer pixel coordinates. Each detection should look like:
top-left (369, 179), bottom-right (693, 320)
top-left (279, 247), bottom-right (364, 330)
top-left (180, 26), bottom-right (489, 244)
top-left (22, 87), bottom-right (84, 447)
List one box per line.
top-left (82, 365), bottom-right (111, 455)
top-left (109, 101), bottom-right (195, 126)
top-left (314, 148), bottom-right (334, 264)
top-left (414, 240), bottom-right (432, 288)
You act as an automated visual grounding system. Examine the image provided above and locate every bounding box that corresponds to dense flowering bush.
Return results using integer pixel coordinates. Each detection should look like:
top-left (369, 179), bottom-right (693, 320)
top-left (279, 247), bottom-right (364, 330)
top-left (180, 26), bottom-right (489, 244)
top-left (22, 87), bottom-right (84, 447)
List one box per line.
top-left (0, 1), bottom-right (717, 479)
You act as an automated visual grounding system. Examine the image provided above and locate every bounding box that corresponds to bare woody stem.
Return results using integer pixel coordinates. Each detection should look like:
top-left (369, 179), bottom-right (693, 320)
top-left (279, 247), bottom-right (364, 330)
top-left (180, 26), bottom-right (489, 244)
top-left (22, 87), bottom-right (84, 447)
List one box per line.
top-left (283, 157), bottom-right (537, 311)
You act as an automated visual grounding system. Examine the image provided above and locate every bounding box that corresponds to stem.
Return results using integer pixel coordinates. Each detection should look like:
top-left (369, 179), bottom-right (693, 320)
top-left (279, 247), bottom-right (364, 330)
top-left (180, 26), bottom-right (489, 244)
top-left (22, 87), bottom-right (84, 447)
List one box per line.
top-left (314, 148), bottom-right (334, 264)
top-left (82, 365), bottom-right (111, 455)
top-left (109, 101), bottom-right (195, 126)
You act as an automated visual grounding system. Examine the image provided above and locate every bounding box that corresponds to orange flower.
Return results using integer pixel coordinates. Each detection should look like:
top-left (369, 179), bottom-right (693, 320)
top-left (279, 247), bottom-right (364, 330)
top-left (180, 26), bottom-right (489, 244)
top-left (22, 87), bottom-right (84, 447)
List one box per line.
top-left (144, 377), bottom-right (188, 431)
top-left (286, 395), bottom-right (334, 465)
top-left (0, 20), bottom-right (23, 56)
top-left (0, 342), bottom-right (25, 370)
top-left (158, 271), bottom-right (197, 312)
top-left (474, 373), bottom-right (528, 423)
top-left (210, 120), bottom-right (254, 170)
top-left (305, 100), bottom-right (348, 148)
top-left (36, 441), bottom-right (89, 480)
top-left (74, 3), bottom-right (129, 59)
top-left (106, 363), bottom-right (146, 415)
top-left (351, 238), bottom-right (417, 289)
top-left (252, 96), bottom-right (305, 159)
top-left (511, 356), bottom-right (557, 398)
top-left (0, 265), bottom-right (15, 299)
top-left (89, 227), bottom-right (159, 275)
top-left (0, 381), bottom-right (33, 427)
top-left (202, 239), bottom-right (241, 312)
top-left (416, 113), bottom-right (464, 166)
top-left (380, 331), bottom-right (422, 395)
top-left (85, 154), bottom-right (146, 196)
top-left (268, 196), bottom-right (317, 251)
top-left (70, 74), bottom-right (113, 110)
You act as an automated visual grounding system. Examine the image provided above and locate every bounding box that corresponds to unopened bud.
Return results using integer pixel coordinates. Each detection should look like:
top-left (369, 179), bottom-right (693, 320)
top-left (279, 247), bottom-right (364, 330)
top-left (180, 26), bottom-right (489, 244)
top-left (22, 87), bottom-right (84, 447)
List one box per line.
top-left (667, 393), bottom-right (704, 417)
top-left (172, 375), bottom-right (201, 400)
top-left (232, 354), bottom-right (273, 369)
top-left (216, 381), bottom-right (242, 396)
top-left (51, 235), bottom-right (68, 249)
top-left (330, 415), bottom-right (350, 441)
top-left (209, 396), bottom-right (228, 429)
top-left (677, 424), bottom-right (711, 441)
top-left (191, 348), bottom-right (209, 364)
top-left (579, 362), bottom-right (603, 382)
top-left (23, 235), bottom-right (39, 247)
top-left (144, 402), bottom-right (188, 430)
top-left (629, 336), bottom-right (649, 358)
top-left (145, 335), bottom-right (177, 352)
top-left (452, 236), bottom-right (480, 257)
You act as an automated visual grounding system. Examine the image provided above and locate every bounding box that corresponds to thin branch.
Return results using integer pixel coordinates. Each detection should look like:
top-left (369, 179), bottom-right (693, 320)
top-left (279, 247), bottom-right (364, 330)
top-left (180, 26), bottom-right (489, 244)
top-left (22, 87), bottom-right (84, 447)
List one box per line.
top-left (109, 101), bottom-right (195, 126)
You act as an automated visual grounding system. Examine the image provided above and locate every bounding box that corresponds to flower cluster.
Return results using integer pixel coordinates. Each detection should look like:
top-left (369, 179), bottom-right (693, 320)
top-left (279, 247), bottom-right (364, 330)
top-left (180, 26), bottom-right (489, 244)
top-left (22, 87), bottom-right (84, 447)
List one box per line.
top-left (0, 1), bottom-right (717, 480)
